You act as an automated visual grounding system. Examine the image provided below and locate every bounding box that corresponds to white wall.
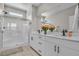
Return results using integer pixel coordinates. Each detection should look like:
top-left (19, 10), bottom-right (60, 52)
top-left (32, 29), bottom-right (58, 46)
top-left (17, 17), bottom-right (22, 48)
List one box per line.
top-left (0, 3), bottom-right (4, 12)
top-left (0, 16), bottom-right (3, 48)
top-left (0, 3), bottom-right (3, 48)
top-left (31, 6), bottom-right (41, 31)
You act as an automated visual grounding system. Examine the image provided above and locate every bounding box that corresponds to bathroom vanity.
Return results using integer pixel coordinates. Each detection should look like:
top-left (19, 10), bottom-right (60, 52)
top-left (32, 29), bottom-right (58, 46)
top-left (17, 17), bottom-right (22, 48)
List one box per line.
top-left (30, 32), bottom-right (79, 56)
top-left (30, 3), bottom-right (79, 56)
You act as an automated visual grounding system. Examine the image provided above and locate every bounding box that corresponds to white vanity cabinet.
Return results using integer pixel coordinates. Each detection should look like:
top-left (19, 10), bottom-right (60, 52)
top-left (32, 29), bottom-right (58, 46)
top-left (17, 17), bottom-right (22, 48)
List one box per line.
top-left (57, 44), bottom-right (79, 56)
top-left (30, 33), bottom-right (79, 56)
top-left (58, 39), bottom-right (79, 56)
top-left (43, 36), bottom-right (58, 56)
top-left (30, 34), bottom-right (52, 56)
top-left (47, 37), bottom-right (79, 56)
top-left (30, 34), bottom-right (58, 56)
top-left (30, 34), bottom-right (40, 52)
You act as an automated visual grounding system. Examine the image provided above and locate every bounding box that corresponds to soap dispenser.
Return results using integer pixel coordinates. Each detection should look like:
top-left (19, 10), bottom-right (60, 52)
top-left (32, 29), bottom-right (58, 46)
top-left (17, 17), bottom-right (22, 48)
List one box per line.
top-left (62, 29), bottom-right (65, 36)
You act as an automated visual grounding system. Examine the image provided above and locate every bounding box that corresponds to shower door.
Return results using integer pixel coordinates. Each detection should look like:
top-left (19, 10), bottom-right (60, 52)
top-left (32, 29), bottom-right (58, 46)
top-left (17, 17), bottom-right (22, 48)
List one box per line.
top-left (0, 4), bottom-right (29, 49)
top-left (3, 17), bottom-right (29, 49)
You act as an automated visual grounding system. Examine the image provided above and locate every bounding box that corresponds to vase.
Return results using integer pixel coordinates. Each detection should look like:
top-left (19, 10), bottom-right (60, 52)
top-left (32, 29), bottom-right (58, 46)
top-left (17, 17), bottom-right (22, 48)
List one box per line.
top-left (44, 30), bottom-right (47, 35)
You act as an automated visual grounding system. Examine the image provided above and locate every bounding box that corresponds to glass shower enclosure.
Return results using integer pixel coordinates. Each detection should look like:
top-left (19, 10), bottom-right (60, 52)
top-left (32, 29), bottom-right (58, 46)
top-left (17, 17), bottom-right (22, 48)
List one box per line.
top-left (0, 3), bottom-right (29, 50)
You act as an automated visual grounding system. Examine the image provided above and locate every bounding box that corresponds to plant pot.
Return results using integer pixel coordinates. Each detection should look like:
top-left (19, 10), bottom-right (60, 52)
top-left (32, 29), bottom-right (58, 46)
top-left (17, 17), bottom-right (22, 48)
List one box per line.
top-left (44, 30), bottom-right (47, 35)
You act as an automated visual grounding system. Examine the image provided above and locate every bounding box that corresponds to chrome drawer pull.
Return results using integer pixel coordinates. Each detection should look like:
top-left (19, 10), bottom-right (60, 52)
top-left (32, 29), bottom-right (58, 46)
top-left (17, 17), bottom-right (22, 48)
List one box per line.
top-left (57, 46), bottom-right (59, 53)
top-left (38, 42), bottom-right (42, 45)
top-left (39, 37), bottom-right (42, 38)
top-left (38, 50), bottom-right (42, 53)
top-left (54, 45), bottom-right (56, 52)
top-left (31, 37), bottom-right (33, 40)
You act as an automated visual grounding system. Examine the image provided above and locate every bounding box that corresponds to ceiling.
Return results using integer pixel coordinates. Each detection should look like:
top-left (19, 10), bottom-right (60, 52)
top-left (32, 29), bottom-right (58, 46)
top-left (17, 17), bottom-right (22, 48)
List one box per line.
top-left (0, 3), bottom-right (77, 19)
top-left (37, 3), bottom-right (77, 16)
top-left (32, 3), bottom-right (41, 7)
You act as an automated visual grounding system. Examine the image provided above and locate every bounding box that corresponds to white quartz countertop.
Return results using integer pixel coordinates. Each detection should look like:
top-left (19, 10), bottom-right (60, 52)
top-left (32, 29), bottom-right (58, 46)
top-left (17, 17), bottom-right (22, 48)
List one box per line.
top-left (32, 32), bottom-right (79, 42)
top-left (45, 34), bottom-right (79, 42)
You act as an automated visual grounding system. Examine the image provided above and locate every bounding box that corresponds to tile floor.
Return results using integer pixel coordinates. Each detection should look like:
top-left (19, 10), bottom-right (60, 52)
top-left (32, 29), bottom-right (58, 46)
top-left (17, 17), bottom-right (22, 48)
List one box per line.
top-left (10, 46), bottom-right (39, 56)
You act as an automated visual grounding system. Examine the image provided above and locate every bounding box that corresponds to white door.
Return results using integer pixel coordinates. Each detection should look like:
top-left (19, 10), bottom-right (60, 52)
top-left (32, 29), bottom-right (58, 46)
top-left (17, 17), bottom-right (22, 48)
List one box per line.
top-left (3, 17), bottom-right (28, 49)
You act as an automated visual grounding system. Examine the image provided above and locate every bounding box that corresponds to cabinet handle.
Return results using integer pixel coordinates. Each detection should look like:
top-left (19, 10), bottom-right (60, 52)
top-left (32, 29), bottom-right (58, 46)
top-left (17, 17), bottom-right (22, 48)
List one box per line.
top-left (1, 31), bottom-right (3, 33)
top-left (57, 46), bottom-right (59, 53)
top-left (38, 50), bottom-right (42, 53)
top-left (39, 36), bottom-right (42, 38)
top-left (38, 42), bottom-right (42, 45)
top-left (31, 37), bottom-right (33, 40)
top-left (54, 45), bottom-right (56, 52)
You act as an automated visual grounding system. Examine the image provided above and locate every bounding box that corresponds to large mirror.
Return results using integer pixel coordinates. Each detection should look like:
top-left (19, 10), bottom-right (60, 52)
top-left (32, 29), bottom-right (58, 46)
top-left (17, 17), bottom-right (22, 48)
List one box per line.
top-left (40, 3), bottom-right (78, 33)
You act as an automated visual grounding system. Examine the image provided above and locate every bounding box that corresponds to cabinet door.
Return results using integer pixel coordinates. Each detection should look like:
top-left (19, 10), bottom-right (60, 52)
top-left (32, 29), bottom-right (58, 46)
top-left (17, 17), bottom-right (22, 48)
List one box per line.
top-left (45, 41), bottom-right (57, 56)
top-left (58, 44), bottom-right (79, 56)
top-left (36, 40), bottom-right (57, 56)
top-left (30, 35), bottom-right (39, 51)
top-left (58, 38), bottom-right (79, 56)
top-left (43, 37), bottom-right (57, 56)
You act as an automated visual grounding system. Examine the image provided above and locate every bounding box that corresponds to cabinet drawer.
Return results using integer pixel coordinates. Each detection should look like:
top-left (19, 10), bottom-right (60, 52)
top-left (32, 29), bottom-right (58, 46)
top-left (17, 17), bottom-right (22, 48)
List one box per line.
top-left (37, 40), bottom-right (56, 56)
top-left (59, 39), bottom-right (79, 51)
top-left (43, 36), bottom-right (59, 44)
top-left (31, 40), bottom-right (46, 55)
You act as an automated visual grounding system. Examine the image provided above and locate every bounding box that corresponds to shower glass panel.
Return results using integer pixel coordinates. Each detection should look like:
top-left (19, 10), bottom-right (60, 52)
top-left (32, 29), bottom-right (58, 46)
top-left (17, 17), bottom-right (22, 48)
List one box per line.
top-left (3, 17), bottom-right (28, 49)
top-left (0, 3), bottom-right (28, 49)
